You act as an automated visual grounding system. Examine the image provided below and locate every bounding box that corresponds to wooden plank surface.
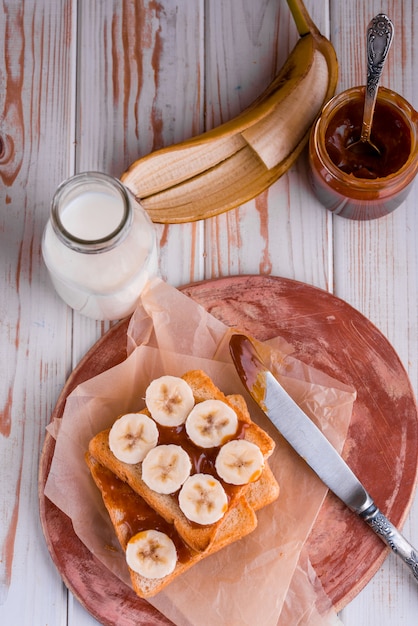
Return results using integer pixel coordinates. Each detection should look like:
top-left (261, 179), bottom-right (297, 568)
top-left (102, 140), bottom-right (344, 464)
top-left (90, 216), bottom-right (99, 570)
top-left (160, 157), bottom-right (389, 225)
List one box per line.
top-left (0, 3), bottom-right (74, 625)
top-left (0, 0), bottom-right (417, 624)
top-left (330, 1), bottom-right (418, 625)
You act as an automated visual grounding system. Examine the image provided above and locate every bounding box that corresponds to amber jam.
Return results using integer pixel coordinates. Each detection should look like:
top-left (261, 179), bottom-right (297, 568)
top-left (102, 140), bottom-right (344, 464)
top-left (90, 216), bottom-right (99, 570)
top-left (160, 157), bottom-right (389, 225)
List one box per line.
top-left (91, 459), bottom-right (194, 562)
top-left (158, 419), bottom-right (248, 506)
top-left (325, 100), bottom-right (411, 179)
top-left (308, 86), bottom-right (418, 220)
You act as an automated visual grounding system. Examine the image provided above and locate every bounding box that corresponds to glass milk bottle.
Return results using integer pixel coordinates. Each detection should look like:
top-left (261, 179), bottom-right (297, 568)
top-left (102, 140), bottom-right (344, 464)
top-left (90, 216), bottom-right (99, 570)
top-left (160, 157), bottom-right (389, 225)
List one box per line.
top-left (42, 172), bottom-right (159, 320)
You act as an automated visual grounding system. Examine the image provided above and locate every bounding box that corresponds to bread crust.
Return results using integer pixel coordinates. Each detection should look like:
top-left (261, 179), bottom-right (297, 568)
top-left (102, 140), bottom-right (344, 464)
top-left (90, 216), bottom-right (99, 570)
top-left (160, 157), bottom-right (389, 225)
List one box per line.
top-left (86, 452), bottom-right (258, 597)
top-left (89, 370), bottom-right (277, 551)
top-left (86, 369), bottom-right (279, 596)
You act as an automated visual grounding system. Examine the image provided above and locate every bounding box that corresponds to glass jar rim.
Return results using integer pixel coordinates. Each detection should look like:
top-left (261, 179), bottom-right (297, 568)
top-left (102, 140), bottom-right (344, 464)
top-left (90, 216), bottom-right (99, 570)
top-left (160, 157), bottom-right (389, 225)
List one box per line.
top-left (312, 86), bottom-right (418, 191)
top-left (51, 171), bottom-right (133, 253)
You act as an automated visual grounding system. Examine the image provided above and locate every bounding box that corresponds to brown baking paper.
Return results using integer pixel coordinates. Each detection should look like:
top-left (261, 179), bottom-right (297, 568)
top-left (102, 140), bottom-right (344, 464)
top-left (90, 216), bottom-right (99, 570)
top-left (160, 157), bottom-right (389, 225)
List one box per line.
top-left (44, 278), bottom-right (355, 626)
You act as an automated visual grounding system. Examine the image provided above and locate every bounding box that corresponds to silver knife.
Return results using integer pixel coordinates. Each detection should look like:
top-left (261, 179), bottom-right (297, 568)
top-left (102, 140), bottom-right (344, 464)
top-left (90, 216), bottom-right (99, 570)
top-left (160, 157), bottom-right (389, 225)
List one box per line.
top-left (229, 333), bottom-right (418, 582)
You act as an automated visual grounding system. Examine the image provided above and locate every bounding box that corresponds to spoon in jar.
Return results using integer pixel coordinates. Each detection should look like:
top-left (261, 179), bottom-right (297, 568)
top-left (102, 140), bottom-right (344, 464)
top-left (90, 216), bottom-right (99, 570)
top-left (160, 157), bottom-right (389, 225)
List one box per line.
top-left (348, 14), bottom-right (394, 156)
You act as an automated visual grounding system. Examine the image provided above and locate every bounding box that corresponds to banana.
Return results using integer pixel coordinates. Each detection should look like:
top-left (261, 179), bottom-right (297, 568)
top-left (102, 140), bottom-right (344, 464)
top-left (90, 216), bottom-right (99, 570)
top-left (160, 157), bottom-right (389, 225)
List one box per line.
top-left (108, 413), bottom-right (159, 464)
top-left (178, 473), bottom-right (228, 525)
top-left (185, 399), bottom-right (238, 448)
top-left (145, 375), bottom-right (195, 427)
top-left (121, 0), bottom-right (338, 223)
top-left (215, 440), bottom-right (264, 485)
top-left (126, 529), bottom-right (177, 579)
top-left (141, 444), bottom-right (192, 494)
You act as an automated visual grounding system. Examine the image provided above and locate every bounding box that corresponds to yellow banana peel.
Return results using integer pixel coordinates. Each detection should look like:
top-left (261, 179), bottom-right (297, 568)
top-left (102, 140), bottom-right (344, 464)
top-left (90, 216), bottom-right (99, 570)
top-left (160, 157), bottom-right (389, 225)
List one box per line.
top-left (121, 0), bottom-right (338, 223)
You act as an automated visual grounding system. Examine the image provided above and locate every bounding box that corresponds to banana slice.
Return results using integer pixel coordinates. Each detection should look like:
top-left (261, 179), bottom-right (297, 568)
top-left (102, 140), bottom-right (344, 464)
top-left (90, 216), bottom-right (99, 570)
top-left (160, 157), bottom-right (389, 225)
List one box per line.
top-left (108, 413), bottom-right (159, 464)
top-left (126, 529), bottom-right (177, 579)
top-left (185, 399), bottom-right (238, 448)
top-left (178, 473), bottom-right (228, 525)
top-left (215, 440), bottom-right (264, 485)
top-left (145, 375), bottom-right (195, 427)
top-left (142, 444), bottom-right (192, 494)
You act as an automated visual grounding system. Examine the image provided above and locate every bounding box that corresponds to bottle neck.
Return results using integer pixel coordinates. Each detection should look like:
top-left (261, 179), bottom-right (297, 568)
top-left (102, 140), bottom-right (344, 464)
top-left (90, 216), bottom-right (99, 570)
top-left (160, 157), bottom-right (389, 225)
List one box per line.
top-left (51, 172), bottom-right (133, 254)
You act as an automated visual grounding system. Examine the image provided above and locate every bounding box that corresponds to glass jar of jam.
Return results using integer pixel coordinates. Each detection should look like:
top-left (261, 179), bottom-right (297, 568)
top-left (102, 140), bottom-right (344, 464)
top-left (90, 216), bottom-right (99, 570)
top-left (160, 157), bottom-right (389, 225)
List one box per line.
top-left (308, 86), bottom-right (418, 220)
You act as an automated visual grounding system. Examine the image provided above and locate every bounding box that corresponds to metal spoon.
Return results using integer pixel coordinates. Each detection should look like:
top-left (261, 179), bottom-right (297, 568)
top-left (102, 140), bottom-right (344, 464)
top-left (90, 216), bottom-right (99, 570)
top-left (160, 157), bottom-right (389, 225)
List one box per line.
top-left (348, 14), bottom-right (394, 155)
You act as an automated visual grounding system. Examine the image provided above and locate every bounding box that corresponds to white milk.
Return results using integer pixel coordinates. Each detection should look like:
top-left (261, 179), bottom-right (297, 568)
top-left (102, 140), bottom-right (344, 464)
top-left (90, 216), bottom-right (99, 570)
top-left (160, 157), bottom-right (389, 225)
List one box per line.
top-left (42, 173), bottom-right (158, 320)
top-left (60, 191), bottom-right (124, 240)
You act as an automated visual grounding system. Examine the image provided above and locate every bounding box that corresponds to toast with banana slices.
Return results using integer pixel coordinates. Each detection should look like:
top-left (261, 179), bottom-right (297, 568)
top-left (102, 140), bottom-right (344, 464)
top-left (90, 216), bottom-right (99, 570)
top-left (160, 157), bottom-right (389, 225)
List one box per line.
top-left (86, 452), bottom-right (259, 598)
top-left (88, 370), bottom-right (279, 553)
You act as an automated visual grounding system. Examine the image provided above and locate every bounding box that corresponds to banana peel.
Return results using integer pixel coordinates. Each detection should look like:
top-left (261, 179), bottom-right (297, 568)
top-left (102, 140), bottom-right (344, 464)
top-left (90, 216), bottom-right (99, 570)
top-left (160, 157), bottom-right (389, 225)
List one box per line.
top-left (121, 0), bottom-right (338, 223)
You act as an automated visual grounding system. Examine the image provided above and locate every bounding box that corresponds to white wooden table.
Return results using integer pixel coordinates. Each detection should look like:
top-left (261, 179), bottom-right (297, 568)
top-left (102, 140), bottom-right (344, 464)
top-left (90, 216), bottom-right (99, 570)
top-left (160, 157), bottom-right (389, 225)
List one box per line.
top-left (1, 1), bottom-right (417, 624)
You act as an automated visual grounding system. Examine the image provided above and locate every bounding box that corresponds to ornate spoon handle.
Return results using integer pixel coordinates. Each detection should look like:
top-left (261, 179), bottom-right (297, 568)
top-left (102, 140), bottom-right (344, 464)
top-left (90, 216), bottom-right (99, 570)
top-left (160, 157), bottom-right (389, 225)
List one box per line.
top-left (361, 14), bottom-right (394, 142)
top-left (360, 502), bottom-right (418, 581)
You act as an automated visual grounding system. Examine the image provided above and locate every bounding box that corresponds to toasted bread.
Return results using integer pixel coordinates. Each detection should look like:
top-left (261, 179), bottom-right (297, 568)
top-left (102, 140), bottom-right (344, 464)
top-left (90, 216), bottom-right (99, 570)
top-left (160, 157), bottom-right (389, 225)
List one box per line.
top-left (86, 453), bottom-right (258, 597)
top-left (245, 462), bottom-right (280, 511)
top-left (88, 370), bottom-right (279, 552)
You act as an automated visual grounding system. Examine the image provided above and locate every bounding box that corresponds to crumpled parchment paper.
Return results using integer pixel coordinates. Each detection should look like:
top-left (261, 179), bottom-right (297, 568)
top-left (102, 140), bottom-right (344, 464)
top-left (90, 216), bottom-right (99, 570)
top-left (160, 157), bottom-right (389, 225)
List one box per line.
top-left (45, 277), bottom-right (355, 626)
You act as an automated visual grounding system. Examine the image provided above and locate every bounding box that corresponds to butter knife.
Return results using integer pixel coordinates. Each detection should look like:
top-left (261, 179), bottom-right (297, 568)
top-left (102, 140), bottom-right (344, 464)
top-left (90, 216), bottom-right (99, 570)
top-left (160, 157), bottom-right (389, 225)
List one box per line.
top-left (229, 333), bottom-right (418, 581)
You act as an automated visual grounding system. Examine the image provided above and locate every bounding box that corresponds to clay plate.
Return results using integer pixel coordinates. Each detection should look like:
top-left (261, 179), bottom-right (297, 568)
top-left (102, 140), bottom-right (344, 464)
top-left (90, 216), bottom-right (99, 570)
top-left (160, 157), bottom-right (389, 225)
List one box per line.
top-left (39, 275), bottom-right (418, 625)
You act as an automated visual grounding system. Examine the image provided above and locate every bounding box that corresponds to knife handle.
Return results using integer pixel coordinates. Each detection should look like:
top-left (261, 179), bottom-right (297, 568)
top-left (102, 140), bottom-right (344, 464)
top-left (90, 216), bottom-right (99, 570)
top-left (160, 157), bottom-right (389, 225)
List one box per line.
top-left (360, 503), bottom-right (418, 582)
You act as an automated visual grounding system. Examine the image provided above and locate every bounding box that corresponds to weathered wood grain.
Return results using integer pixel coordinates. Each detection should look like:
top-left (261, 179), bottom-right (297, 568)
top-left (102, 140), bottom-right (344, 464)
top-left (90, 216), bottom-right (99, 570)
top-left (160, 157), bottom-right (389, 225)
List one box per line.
top-left (0, 0), bottom-right (75, 623)
top-left (204, 0), bottom-right (333, 291)
top-left (330, 1), bottom-right (418, 625)
top-left (0, 0), bottom-right (417, 624)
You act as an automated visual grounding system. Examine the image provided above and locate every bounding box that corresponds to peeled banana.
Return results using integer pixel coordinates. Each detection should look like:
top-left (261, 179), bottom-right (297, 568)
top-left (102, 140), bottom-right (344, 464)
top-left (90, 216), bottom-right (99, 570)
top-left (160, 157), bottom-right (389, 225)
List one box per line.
top-left (121, 0), bottom-right (338, 223)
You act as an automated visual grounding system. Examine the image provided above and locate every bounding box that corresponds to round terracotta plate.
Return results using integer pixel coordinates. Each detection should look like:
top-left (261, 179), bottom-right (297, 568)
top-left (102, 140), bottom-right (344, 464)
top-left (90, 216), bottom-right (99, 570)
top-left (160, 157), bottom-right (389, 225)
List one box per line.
top-left (39, 275), bottom-right (418, 625)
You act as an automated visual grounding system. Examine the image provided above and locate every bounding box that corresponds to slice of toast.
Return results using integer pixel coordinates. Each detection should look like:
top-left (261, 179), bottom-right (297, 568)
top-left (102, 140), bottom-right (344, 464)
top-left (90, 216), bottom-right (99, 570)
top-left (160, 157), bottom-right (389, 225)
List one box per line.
top-left (182, 371), bottom-right (275, 459)
top-left (86, 452), bottom-right (258, 598)
top-left (245, 461), bottom-right (280, 511)
top-left (88, 370), bottom-right (278, 552)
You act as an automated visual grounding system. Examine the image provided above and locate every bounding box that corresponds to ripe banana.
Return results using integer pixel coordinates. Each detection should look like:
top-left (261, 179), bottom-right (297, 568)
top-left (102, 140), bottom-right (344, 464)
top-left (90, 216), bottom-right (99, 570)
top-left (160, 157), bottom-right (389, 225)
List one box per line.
top-left (178, 473), bottom-right (228, 525)
top-left (215, 440), bottom-right (264, 485)
top-left (142, 444), bottom-right (192, 494)
top-left (126, 529), bottom-right (177, 579)
top-left (121, 0), bottom-right (338, 223)
top-left (145, 375), bottom-right (195, 427)
top-left (108, 413), bottom-right (159, 464)
top-left (185, 399), bottom-right (238, 448)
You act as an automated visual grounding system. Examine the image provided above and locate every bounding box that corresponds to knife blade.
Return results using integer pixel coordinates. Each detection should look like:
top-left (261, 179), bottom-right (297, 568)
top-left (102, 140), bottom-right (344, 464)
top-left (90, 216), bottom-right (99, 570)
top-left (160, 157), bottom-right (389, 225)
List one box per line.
top-left (229, 333), bottom-right (418, 582)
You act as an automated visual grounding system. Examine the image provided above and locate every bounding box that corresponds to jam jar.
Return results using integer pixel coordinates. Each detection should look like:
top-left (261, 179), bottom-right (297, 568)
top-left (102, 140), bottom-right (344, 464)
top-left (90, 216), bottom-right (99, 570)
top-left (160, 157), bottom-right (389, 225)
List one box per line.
top-left (308, 86), bottom-right (418, 220)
